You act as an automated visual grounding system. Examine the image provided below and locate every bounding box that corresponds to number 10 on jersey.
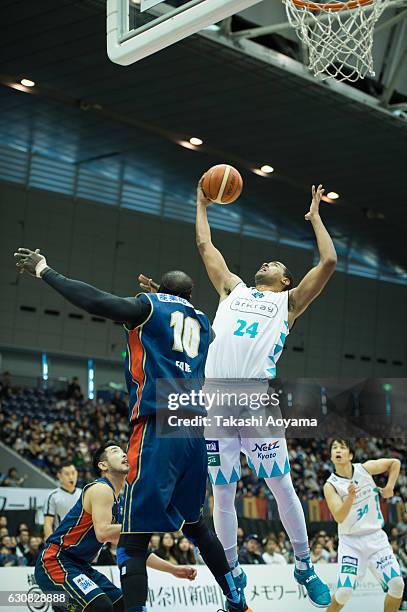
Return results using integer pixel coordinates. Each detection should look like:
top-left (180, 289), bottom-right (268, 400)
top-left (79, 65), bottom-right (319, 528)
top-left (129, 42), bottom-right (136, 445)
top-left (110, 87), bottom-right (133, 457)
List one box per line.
top-left (170, 311), bottom-right (201, 358)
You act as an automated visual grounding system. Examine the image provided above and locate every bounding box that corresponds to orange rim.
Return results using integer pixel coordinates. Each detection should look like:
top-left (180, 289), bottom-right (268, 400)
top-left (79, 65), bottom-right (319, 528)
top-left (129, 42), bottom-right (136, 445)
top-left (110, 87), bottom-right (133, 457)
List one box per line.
top-left (290, 0), bottom-right (372, 11)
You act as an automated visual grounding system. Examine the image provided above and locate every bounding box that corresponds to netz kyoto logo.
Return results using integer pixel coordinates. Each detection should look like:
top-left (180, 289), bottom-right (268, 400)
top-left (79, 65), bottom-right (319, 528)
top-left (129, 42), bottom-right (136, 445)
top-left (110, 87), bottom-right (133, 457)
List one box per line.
top-left (252, 441), bottom-right (280, 453)
top-left (230, 297), bottom-right (278, 318)
top-left (252, 441), bottom-right (280, 460)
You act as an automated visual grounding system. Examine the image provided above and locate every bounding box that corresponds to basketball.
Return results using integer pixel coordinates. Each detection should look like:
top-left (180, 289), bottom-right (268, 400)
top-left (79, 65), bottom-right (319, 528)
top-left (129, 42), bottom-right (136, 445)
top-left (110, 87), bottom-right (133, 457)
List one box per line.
top-left (201, 164), bottom-right (243, 205)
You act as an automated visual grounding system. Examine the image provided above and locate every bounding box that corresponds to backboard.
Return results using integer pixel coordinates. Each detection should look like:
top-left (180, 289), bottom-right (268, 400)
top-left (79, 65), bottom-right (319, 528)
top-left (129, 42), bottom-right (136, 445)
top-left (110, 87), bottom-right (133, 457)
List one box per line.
top-left (107, 0), bottom-right (263, 65)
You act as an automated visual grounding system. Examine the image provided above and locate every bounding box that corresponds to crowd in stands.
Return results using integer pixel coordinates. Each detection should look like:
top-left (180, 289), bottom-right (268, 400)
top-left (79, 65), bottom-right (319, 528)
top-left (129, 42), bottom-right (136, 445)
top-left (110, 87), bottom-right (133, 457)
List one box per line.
top-left (1, 373), bottom-right (406, 580)
top-left (0, 516), bottom-right (43, 568)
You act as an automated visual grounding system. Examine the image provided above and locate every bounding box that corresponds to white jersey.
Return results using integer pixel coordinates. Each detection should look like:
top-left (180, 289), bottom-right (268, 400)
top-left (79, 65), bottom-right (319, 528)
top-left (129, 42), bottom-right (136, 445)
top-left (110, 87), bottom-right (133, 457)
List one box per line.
top-left (205, 283), bottom-right (289, 379)
top-left (326, 463), bottom-right (384, 536)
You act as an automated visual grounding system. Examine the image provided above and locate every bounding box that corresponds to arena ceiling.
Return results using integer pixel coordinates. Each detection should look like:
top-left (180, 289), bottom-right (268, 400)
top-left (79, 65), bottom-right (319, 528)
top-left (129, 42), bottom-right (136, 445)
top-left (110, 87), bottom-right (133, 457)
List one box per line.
top-left (0, 0), bottom-right (407, 274)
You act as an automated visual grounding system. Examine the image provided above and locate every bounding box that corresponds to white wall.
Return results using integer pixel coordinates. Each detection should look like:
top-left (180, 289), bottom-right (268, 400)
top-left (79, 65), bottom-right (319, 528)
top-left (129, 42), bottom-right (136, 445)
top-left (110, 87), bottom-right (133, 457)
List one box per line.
top-left (1, 181), bottom-right (406, 378)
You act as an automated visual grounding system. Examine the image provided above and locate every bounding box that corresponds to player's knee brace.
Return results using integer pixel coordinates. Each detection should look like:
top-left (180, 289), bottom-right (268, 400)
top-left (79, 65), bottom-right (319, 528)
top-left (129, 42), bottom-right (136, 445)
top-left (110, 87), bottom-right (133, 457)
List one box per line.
top-left (87, 594), bottom-right (113, 612)
top-left (334, 587), bottom-right (353, 606)
top-left (387, 576), bottom-right (404, 599)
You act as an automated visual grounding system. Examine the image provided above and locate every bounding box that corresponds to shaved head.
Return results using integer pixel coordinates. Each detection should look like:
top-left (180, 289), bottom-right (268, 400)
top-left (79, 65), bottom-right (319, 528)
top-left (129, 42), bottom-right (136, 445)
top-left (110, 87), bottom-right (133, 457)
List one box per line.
top-left (159, 270), bottom-right (193, 301)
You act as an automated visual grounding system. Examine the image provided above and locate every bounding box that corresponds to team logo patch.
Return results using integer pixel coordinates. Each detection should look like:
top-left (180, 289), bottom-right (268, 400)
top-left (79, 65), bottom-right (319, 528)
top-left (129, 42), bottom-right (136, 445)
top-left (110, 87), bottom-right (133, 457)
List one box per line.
top-left (342, 556), bottom-right (358, 566)
top-left (341, 565), bottom-right (358, 575)
top-left (206, 440), bottom-right (219, 453)
top-left (208, 454), bottom-right (221, 467)
top-left (72, 574), bottom-right (99, 595)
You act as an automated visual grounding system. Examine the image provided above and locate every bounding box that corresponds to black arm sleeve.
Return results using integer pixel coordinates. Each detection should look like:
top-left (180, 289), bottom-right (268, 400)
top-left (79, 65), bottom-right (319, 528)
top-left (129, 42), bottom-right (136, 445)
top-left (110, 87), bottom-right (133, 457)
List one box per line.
top-left (42, 268), bottom-right (151, 327)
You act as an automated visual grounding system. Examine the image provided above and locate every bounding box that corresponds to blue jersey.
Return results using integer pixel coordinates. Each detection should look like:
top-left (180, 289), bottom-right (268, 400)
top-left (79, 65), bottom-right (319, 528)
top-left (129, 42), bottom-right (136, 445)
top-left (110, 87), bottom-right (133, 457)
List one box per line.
top-left (47, 478), bottom-right (120, 563)
top-left (124, 293), bottom-right (211, 422)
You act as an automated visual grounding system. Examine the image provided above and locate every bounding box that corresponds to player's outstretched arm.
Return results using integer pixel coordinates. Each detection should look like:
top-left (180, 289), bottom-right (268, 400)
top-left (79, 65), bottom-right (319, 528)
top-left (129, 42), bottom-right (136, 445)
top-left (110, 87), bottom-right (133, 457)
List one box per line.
top-left (87, 484), bottom-right (122, 544)
top-left (14, 248), bottom-right (150, 326)
top-left (147, 553), bottom-right (197, 580)
top-left (289, 185), bottom-right (337, 321)
top-left (363, 458), bottom-right (401, 498)
top-left (323, 482), bottom-right (356, 523)
top-left (195, 178), bottom-right (241, 299)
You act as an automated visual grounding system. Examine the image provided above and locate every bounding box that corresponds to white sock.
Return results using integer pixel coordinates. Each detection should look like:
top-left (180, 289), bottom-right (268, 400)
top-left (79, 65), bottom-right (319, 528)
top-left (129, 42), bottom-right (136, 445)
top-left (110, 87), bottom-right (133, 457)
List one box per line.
top-left (264, 474), bottom-right (311, 566)
top-left (212, 482), bottom-right (239, 570)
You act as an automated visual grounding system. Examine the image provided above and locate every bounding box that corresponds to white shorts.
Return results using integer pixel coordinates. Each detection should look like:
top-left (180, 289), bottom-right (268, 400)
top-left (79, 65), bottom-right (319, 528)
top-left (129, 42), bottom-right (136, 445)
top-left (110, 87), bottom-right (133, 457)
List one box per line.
top-left (337, 530), bottom-right (402, 592)
top-left (206, 434), bottom-right (290, 485)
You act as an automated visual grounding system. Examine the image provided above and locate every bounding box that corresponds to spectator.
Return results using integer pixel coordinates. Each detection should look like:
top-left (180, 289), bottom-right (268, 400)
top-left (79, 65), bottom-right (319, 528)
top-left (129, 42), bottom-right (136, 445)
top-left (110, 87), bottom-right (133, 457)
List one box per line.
top-left (311, 542), bottom-right (328, 564)
top-left (16, 522), bottom-right (29, 534)
top-left (0, 516), bottom-right (7, 528)
top-left (0, 528), bottom-right (8, 538)
top-left (175, 537), bottom-right (196, 565)
top-left (0, 543), bottom-right (20, 567)
top-left (262, 538), bottom-right (287, 565)
top-left (111, 391), bottom-right (127, 418)
top-left (155, 533), bottom-right (178, 565)
top-left (2, 467), bottom-right (27, 487)
top-left (148, 534), bottom-right (161, 553)
top-left (237, 527), bottom-right (245, 548)
top-left (25, 536), bottom-right (43, 566)
top-left (1, 371), bottom-right (11, 396)
top-left (397, 513), bottom-right (407, 537)
top-left (16, 529), bottom-right (30, 563)
top-left (238, 535), bottom-right (265, 565)
top-left (67, 377), bottom-right (82, 400)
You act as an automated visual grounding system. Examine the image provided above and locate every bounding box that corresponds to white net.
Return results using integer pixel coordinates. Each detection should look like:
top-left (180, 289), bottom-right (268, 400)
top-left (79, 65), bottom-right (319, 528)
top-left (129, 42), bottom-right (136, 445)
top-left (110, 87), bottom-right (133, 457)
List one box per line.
top-left (283, 0), bottom-right (388, 81)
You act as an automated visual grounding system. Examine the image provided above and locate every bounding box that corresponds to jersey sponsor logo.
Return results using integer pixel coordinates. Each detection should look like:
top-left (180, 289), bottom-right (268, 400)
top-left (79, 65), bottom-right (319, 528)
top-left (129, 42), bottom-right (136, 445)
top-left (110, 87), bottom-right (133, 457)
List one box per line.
top-left (251, 441), bottom-right (280, 461)
top-left (156, 293), bottom-right (191, 306)
top-left (230, 297), bottom-right (278, 318)
top-left (342, 556), bottom-right (358, 566)
top-left (341, 564), bottom-right (358, 575)
top-left (72, 574), bottom-right (99, 594)
top-left (376, 554), bottom-right (394, 571)
top-left (206, 440), bottom-right (219, 453)
top-left (208, 454), bottom-right (221, 467)
top-left (252, 441), bottom-right (280, 453)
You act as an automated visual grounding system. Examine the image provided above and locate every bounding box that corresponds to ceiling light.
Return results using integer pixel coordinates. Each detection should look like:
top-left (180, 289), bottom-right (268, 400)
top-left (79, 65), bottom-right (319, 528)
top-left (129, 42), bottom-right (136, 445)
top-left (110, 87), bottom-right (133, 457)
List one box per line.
top-left (189, 137), bottom-right (203, 146)
top-left (20, 78), bottom-right (35, 87)
top-left (177, 140), bottom-right (199, 150)
top-left (260, 165), bottom-right (274, 174)
top-left (327, 191), bottom-right (339, 199)
top-left (253, 168), bottom-right (272, 177)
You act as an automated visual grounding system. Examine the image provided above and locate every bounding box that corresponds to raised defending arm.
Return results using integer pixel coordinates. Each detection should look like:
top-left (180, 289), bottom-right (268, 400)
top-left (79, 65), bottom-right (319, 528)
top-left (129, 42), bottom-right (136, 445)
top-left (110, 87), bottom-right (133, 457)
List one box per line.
top-left (14, 248), bottom-right (150, 327)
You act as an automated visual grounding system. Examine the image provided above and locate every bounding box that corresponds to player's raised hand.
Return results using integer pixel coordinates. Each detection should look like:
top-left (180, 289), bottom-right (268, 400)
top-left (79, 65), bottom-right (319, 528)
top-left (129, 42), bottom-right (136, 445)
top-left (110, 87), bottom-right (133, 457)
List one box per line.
top-left (172, 566), bottom-right (197, 581)
top-left (305, 184), bottom-right (324, 221)
top-left (14, 248), bottom-right (46, 277)
top-left (347, 483), bottom-right (357, 499)
top-left (196, 174), bottom-right (212, 207)
top-left (138, 274), bottom-right (159, 293)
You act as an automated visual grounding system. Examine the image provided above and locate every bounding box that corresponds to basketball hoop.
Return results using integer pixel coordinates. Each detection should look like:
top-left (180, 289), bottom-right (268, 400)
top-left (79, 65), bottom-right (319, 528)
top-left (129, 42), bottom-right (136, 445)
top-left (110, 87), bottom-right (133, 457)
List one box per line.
top-left (283, 0), bottom-right (388, 81)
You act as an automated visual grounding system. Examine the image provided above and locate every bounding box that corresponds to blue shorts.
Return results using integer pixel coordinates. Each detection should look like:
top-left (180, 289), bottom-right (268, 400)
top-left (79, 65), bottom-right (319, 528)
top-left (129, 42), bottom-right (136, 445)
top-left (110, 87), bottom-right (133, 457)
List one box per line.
top-left (35, 544), bottom-right (122, 611)
top-left (121, 416), bottom-right (208, 533)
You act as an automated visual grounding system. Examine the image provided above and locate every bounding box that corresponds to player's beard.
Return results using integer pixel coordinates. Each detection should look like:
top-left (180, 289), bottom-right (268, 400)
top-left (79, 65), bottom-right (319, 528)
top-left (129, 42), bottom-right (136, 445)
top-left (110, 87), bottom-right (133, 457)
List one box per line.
top-left (255, 270), bottom-right (268, 284)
